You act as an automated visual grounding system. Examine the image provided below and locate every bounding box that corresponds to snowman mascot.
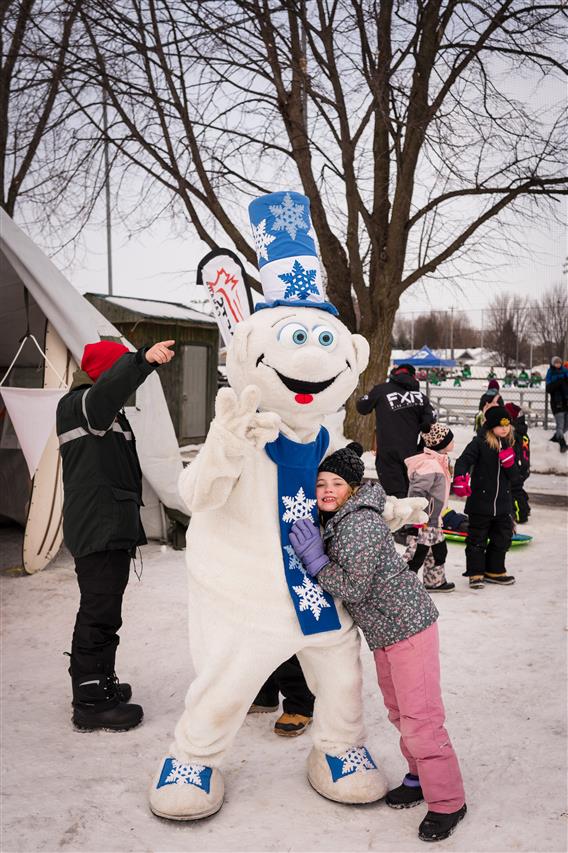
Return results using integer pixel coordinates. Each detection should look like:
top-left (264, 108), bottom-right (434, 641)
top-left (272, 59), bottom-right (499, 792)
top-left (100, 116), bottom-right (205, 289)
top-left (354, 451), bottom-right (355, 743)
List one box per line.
top-left (150, 191), bottom-right (427, 821)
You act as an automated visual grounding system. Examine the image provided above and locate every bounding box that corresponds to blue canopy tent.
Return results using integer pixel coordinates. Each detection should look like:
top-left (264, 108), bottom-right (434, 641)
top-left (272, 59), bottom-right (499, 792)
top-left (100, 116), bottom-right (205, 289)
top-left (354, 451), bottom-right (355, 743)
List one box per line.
top-left (393, 345), bottom-right (456, 368)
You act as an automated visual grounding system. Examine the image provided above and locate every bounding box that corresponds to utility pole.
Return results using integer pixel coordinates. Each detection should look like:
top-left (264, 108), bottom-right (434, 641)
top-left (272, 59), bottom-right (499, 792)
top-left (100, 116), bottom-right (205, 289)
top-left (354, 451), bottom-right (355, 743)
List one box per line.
top-left (102, 89), bottom-right (114, 295)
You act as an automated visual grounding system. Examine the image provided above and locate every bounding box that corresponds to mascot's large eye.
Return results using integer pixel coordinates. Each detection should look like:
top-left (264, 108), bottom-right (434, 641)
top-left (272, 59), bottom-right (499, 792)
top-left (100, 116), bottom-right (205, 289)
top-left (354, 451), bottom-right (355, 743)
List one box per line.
top-left (277, 322), bottom-right (309, 347)
top-left (313, 326), bottom-right (336, 349)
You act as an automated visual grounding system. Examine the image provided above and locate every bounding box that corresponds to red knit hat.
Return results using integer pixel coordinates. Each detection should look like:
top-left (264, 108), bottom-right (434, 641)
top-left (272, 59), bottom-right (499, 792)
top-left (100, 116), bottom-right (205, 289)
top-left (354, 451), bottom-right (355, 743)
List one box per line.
top-left (504, 402), bottom-right (521, 420)
top-left (81, 341), bottom-right (129, 381)
top-left (488, 379), bottom-right (500, 390)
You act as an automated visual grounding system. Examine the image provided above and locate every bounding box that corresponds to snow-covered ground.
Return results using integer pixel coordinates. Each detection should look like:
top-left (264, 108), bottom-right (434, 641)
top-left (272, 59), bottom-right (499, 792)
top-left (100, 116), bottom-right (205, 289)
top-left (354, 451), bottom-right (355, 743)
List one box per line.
top-left (1, 503), bottom-right (567, 853)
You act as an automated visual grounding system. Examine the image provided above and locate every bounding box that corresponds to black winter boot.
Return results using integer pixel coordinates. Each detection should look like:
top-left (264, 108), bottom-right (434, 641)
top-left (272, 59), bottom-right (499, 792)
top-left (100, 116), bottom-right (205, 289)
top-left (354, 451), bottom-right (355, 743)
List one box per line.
top-left (72, 674), bottom-right (143, 731)
top-left (385, 774), bottom-right (424, 808)
top-left (418, 804), bottom-right (467, 842)
top-left (559, 435), bottom-right (567, 453)
top-left (68, 662), bottom-right (132, 703)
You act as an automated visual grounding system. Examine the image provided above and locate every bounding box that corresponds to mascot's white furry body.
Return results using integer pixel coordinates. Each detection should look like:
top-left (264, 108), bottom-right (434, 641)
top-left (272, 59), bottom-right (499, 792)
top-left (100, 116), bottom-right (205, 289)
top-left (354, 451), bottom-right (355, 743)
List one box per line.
top-left (149, 196), bottom-right (426, 821)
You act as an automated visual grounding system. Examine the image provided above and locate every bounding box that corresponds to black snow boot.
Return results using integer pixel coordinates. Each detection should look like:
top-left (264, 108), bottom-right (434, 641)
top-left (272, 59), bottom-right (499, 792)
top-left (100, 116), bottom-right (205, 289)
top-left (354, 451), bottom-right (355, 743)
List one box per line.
top-left (418, 804), bottom-right (467, 842)
top-left (72, 674), bottom-right (143, 732)
top-left (559, 435), bottom-right (567, 453)
top-left (385, 774), bottom-right (424, 808)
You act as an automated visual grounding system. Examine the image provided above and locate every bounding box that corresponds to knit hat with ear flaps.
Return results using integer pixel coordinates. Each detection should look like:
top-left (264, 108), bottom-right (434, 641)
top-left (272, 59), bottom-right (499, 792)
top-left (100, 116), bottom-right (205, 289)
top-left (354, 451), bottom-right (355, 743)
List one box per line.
top-left (421, 422), bottom-right (454, 451)
top-left (484, 405), bottom-right (511, 430)
top-left (318, 442), bottom-right (365, 486)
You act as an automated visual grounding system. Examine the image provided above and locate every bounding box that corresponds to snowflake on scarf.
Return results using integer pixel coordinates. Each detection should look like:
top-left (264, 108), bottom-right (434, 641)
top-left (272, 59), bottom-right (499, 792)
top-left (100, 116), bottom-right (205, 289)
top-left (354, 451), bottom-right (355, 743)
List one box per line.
top-left (284, 544), bottom-right (306, 574)
top-left (292, 575), bottom-right (331, 620)
top-left (164, 759), bottom-right (207, 788)
top-left (278, 260), bottom-right (318, 301)
top-left (251, 218), bottom-right (276, 261)
top-left (282, 487), bottom-right (317, 524)
top-left (269, 192), bottom-right (308, 240)
top-left (337, 747), bottom-right (376, 775)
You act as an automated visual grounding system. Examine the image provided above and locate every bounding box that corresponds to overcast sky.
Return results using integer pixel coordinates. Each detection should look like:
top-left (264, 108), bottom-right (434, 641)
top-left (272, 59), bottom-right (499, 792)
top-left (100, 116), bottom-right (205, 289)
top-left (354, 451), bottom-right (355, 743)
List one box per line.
top-left (45, 197), bottom-right (564, 329)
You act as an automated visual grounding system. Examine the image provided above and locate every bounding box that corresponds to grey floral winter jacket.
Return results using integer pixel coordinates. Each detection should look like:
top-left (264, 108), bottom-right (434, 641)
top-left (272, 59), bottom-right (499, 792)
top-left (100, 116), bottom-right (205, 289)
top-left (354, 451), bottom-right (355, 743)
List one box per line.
top-left (317, 483), bottom-right (438, 650)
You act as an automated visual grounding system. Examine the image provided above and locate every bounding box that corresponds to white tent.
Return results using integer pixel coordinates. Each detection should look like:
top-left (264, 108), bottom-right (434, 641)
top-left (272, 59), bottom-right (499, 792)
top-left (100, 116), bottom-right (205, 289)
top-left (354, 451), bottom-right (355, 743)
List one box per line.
top-left (0, 209), bottom-right (185, 573)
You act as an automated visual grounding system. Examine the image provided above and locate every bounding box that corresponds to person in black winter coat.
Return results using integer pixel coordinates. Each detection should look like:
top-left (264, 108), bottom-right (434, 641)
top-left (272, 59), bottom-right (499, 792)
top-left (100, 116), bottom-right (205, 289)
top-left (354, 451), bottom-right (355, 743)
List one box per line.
top-left (57, 338), bottom-right (175, 731)
top-left (545, 356), bottom-right (568, 452)
top-left (452, 405), bottom-right (520, 589)
top-left (504, 402), bottom-right (531, 523)
top-left (356, 364), bottom-right (436, 497)
top-left (474, 379), bottom-right (504, 433)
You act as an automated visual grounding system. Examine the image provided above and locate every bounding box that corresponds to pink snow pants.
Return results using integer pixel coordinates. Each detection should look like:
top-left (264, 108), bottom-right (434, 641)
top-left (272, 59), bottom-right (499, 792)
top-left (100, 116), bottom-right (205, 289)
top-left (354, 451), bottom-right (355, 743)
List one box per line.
top-left (373, 622), bottom-right (465, 814)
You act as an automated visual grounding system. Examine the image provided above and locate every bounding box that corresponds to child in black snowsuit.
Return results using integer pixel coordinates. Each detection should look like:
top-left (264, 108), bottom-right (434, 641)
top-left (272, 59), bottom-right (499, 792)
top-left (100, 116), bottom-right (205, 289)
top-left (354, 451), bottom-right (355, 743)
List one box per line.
top-left (504, 402), bottom-right (531, 523)
top-left (452, 406), bottom-right (520, 589)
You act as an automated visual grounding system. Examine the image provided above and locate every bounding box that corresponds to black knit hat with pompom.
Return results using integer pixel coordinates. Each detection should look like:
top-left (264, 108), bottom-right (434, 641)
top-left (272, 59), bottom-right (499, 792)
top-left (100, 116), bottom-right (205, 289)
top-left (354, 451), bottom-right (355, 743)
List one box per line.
top-left (318, 442), bottom-right (365, 485)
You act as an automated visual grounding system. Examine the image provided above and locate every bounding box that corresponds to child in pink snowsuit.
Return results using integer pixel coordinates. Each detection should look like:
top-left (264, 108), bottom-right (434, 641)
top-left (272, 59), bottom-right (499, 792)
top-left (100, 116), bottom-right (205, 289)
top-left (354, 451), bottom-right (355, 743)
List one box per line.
top-left (290, 443), bottom-right (466, 844)
top-left (404, 422), bottom-right (455, 592)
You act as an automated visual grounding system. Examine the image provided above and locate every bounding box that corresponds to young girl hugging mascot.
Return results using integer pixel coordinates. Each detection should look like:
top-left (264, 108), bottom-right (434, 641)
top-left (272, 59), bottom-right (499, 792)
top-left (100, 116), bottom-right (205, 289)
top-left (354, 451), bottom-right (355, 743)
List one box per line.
top-left (149, 192), bottom-right (428, 821)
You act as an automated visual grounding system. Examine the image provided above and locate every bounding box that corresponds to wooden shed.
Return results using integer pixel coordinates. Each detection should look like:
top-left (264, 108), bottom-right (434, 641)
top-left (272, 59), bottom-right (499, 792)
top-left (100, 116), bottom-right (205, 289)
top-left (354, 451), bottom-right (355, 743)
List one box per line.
top-left (85, 293), bottom-right (218, 445)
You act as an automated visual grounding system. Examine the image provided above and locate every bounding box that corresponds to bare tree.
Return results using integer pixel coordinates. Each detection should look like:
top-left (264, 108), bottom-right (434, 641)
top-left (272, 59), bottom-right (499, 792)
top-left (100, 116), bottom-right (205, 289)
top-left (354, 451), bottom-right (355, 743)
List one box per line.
top-left (10, 0), bottom-right (568, 442)
top-left (530, 282), bottom-right (568, 362)
top-left (0, 0), bottom-right (86, 220)
top-left (485, 292), bottom-right (533, 366)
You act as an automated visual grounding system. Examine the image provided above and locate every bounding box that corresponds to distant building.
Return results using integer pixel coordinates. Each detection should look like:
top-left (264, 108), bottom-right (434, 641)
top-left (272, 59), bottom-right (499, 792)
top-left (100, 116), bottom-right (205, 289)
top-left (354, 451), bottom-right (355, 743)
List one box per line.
top-left (85, 293), bottom-right (219, 445)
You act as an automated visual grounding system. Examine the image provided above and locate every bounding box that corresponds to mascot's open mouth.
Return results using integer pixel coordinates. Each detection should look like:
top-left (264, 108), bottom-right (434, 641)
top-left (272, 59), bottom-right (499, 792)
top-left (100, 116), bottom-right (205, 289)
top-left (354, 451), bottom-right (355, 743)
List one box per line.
top-left (256, 355), bottom-right (347, 405)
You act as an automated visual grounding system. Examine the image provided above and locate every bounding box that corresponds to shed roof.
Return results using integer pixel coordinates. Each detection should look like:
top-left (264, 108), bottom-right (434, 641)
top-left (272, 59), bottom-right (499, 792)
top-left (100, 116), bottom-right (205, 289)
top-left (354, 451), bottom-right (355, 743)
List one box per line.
top-left (86, 293), bottom-right (216, 325)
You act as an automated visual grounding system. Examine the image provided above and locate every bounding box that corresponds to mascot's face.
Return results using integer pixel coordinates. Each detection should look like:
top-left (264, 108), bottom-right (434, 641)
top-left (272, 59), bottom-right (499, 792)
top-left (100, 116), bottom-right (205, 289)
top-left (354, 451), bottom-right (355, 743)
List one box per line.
top-left (226, 306), bottom-right (369, 425)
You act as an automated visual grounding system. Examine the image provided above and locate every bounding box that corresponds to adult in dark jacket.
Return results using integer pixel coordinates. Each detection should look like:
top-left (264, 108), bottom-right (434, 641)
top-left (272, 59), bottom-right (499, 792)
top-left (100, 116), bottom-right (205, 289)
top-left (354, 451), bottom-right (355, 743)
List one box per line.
top-left (453, 406), bottom-right (520, 587)
top-left (545, 356), bottom-right (568, 452)
top-left (356, 364), bottom-right (435, 497)
top-left (57, 338), bottom-right (175, 731)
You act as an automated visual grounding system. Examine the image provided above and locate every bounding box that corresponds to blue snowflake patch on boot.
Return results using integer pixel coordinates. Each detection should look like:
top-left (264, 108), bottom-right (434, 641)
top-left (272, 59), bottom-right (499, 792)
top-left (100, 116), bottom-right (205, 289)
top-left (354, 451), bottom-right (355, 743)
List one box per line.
top-left (326, 747), bottom-right (377, 782)
top-left (156, 757), bottom-right (212, 793)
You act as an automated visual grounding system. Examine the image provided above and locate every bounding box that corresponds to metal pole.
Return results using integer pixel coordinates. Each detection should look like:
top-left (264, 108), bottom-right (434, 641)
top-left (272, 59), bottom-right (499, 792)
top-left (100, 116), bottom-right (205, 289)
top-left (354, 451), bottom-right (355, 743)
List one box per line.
top-left (450, 306), bottom-right (455, 360)
top-left (480, 308), bottom-right (484, 350)
top-left (411, 314), bottom-right (415, 351)
top-left (102, 90), bottom-right (113, 296)
top-left (515, 306), bottom-right (519, 367)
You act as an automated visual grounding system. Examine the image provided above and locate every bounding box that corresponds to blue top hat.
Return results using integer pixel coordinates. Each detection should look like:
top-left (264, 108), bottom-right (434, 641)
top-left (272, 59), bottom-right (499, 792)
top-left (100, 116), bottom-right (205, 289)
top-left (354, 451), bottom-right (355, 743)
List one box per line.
top-left (248, 191), bottom-right (337, 315)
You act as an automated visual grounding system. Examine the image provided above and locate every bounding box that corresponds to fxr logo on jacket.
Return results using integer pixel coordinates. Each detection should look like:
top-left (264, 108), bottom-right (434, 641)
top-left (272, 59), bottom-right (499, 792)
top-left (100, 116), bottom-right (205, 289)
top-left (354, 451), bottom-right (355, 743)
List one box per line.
top-left (386, 390), bottom-right (426, 411)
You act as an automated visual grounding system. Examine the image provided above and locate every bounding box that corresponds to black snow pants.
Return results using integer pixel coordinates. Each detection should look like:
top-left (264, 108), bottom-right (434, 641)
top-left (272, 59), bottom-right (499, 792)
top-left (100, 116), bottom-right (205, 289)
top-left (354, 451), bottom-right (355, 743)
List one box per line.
top-left (254, 655), bottom-right (315, 717)
top-left (464, 513), bottom-right (513, 576)
top-left (376, 451), bottom-right (409, 499)
top-left (70, 549), bottom-right (131, 678)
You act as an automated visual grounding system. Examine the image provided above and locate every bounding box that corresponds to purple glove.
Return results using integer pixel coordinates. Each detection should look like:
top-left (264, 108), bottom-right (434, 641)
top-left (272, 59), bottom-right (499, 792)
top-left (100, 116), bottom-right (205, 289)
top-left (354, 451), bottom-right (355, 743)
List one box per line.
top-left (289, 518), bottom-right (329, 577)
top-left (499, 448), bottom-right (515, 469)
top-left (452, 474), bottom-right (472, 498)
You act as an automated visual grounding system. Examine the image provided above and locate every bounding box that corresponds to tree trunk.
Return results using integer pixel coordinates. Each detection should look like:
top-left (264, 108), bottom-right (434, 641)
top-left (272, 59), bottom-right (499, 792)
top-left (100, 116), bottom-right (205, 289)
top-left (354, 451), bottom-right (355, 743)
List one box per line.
top-left (343, 301), bottom-right (398, 449)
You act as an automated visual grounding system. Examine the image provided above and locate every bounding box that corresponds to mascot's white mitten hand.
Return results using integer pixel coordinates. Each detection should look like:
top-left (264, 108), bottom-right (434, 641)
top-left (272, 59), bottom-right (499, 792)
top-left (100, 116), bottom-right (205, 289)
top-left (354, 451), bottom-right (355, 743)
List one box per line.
top-left (215, 384), bottom-right (281, 451)
top-left (382, 496), bottom-right (428, 532)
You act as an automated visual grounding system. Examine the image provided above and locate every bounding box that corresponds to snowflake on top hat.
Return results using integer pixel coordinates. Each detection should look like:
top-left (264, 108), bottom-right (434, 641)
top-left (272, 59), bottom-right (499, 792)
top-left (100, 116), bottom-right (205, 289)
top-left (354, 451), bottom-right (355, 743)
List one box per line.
top-left (248, 191), bottom-right (337, 315)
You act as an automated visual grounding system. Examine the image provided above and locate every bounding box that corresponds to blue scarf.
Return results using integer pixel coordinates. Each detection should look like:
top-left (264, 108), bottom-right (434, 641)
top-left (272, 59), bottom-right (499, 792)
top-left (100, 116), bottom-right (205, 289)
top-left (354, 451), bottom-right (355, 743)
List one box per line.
top-left (265, 427), bottom-right (341, 635)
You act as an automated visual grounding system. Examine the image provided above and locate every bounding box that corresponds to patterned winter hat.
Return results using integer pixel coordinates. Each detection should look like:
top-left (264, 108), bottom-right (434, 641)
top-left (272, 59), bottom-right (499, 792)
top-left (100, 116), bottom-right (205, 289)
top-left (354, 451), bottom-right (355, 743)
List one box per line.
top-left (484, 405), bottom-right (511, 430)
top-left (318, 442), bottom-right (365, 486)
top-left (248, 191), bottom-right (337, 315)
top-left (421, 422), bottom-right (454, 451)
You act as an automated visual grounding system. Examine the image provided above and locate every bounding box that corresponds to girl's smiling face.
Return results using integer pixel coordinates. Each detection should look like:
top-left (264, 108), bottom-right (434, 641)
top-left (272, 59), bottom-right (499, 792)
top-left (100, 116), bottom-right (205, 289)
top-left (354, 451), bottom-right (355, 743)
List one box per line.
top-left (316, 471), bottom-right (352, 512)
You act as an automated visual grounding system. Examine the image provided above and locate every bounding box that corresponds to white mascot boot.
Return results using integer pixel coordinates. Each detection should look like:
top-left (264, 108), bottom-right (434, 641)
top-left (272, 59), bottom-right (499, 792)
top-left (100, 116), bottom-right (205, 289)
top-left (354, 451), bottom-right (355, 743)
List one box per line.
top-left (150, 757), bottom-right (224, 820)
top-left (307, 746), bottom-right (388, 803)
